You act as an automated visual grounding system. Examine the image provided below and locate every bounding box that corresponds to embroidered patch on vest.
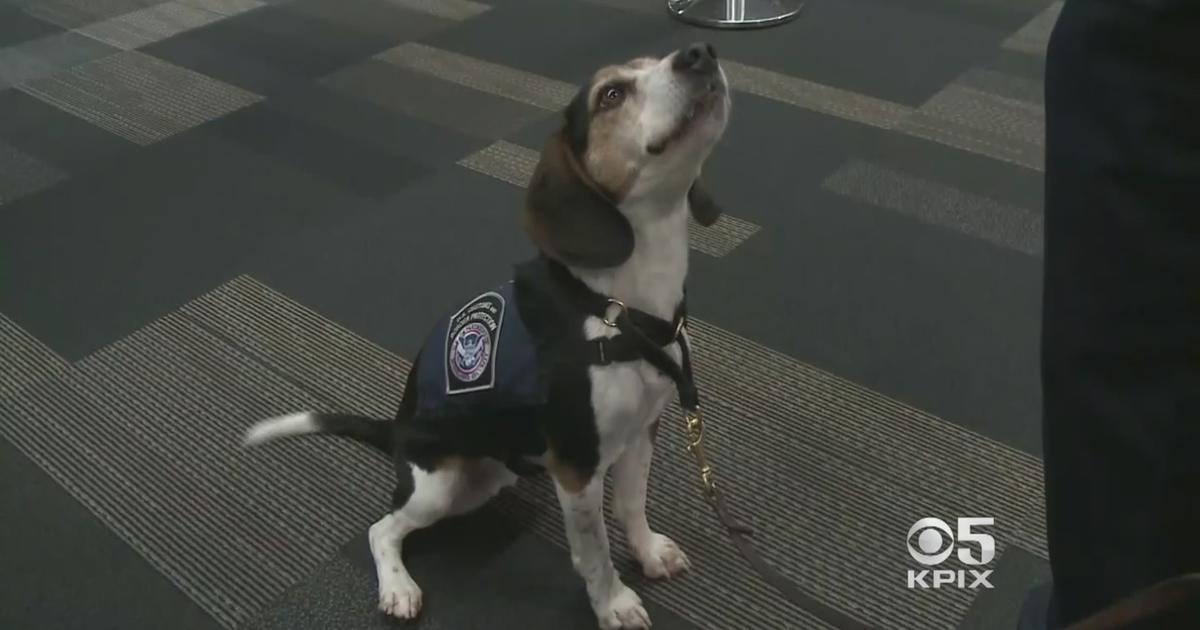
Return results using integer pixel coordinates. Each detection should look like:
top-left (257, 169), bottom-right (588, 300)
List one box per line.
top-left (445, 291), bottom-right (506, 394)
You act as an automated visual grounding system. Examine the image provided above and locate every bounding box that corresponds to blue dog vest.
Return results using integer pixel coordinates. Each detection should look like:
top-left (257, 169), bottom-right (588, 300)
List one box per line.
top-left (413, 281), bottom-right (546, 420)
top-left (404, 258), bottom-right (687, 476)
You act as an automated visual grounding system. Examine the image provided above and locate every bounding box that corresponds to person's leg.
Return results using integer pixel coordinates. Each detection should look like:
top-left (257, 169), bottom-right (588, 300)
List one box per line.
top-left (1038, 0), bottom-right (1200, 626)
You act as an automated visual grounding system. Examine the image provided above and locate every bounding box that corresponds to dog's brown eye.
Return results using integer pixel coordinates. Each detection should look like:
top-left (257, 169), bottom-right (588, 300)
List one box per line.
top-left (599, 85), bottom-right (625, 109)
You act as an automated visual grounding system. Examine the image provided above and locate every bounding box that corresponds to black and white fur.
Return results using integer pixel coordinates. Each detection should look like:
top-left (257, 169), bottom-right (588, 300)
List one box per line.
top-left (244, 43), bottom-right (730, 630)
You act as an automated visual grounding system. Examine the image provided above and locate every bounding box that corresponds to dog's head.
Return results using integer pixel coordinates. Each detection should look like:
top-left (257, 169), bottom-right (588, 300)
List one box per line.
top-left (523, 43), bottom-right (731, 268)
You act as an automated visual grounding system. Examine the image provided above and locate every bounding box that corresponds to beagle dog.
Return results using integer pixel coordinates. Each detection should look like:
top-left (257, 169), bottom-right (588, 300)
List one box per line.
top-left (244, 42), bottom-right (730, 630)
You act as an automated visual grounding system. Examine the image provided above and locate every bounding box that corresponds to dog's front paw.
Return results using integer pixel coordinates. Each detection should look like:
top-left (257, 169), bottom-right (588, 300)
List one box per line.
top-left (378, 576), bottom-right (423, 620)
top-left (636, 533), bottom-right (691, 580)
top-left (596, 584), bottom-right (651, 629)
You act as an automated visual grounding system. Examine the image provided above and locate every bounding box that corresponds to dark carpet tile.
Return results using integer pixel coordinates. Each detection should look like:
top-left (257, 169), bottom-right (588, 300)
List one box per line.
top-left (684, 91), bottom-right (881, 225)
top-left (0, 4), bottom-right (61, 46)
top-left (246, 506), bottom-right (528, 630)
top-left (0, 130), bottom-right (394, 359)
top-left (425, 0), bottom-right (672, 85)
top-left (248, 502), bottom-right (699, 630)
top-left (0, 437), bottom-right (223, 630)
top-left (863, 0), bottom-right (1054, 31)
top-left (142, 21), bottom-right (313, 98)
top-left (322, 59), bottom-right (551, 141)
top-left (280, 0), bottom-right (456, 43)
top-left (0, 88), bottom-right (135, 175)
top-left (206, 101), bottom-right (435, 200)
top-left (145, 1), bottom-right (444, 96)
top-left (688, 189), bottom-right (1043, 456)
top-left (267, 82), bottom-right (485, 171)
top-left (504, 111), bottom-right (563, 149)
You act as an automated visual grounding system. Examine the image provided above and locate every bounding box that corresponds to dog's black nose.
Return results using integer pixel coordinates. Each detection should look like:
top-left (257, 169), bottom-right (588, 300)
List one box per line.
top-left (672, 42), bottom-right (718, 75)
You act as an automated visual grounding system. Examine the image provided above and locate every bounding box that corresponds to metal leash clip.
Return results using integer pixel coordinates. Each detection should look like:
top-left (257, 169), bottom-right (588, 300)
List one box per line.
top-left (683, 407), bottom-right (717, 499)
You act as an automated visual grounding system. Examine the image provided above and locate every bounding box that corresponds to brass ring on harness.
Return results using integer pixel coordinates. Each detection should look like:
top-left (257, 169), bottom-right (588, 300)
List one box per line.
top-left (603, 298), bottom-right (626, 327)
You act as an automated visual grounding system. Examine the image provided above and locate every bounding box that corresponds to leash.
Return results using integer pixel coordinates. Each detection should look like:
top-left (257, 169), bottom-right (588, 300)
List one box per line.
top-left (605, 306), bottom-right (880, 630)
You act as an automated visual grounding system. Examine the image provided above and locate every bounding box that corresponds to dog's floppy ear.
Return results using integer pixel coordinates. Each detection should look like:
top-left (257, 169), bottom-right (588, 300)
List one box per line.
top-left (522, 133), bottom-right (634, 268)
top-left (687, 179), bottom-right (723, 227)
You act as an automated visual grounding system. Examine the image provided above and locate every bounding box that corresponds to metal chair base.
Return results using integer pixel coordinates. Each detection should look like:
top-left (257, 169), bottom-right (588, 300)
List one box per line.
top-left (667, 0), bottom-right (804, 30)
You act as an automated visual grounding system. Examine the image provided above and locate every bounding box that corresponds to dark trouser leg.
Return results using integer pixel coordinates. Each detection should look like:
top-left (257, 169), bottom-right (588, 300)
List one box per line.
top-left (1040, 0), bottom-right (1200, 625)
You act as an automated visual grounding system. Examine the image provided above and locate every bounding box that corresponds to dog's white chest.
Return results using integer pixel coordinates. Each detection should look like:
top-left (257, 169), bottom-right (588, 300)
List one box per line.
top-left (585, 318), bottom-right (680, 467)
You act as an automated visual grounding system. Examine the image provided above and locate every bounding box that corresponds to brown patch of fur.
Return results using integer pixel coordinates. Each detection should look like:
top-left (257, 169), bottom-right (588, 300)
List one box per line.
top-left (432, 455), bottom-right (466, 471)
top-left (578, 63), bottom-right (649, 201)
top-left (521, 133), bottom-right (633, 268)
top-left (546, 449), bottom-right (592, 494)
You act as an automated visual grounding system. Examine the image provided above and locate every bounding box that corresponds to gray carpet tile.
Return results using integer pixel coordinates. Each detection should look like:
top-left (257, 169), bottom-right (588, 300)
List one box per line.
top-left (9, 29), bottom-right (120, 72)
top-left (376, 42), bottom-right (578, 112)
top-left (1, 30), bottom-right (118, 89)
top-left (898, 82), bottom-right (1045, 171)
top-left (0, 305), bottom-right (396, 628)
top-left (75, 1), bottom-right (240, 51)
top-left (1001, 1), bottom-right (1062, 57)
top-left (823, 159), bottom-right (1043, 256)
top-left (21, 0), bottom-right (165, 29)
top-left (18, 50), bottom-right (261, 145)
top-left (722, 59), bottom-right (914, 131)
top-left (457, 139), bottom-right (541, 188)
top-left (0, 313), bottom-right (68, 397)
top-left (181, 275), bottom-right (408, 420)
top-left (955, 67), bottom-right (1044, 105)
top-left (176, 0), bottom-right (266, 15)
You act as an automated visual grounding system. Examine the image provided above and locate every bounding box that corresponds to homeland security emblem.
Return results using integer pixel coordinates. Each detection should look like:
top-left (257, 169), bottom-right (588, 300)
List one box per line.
top-left (445, 291), bottom-right (505, 394)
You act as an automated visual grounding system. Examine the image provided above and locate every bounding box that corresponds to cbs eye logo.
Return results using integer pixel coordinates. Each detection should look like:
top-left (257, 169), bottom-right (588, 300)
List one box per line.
top-left (907, 517), bottom-right (955, 566)
top-left (906, 517), bottom-right (996, 566)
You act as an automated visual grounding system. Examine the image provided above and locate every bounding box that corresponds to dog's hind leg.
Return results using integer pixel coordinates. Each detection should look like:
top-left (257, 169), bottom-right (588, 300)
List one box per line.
top-left (451, 458), bottom-right (519, 515)
top-left (369, 461), bottom-right (463, 620)
top-left (368, 458), bottom-right (517, 620)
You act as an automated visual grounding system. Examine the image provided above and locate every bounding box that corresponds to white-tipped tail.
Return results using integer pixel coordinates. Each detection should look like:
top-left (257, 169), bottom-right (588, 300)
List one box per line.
top-left (244, 412), bottom-right (319, 447)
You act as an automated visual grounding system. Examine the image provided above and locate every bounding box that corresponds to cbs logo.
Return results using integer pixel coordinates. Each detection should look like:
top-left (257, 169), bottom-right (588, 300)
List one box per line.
top-left (907, 517), bottom-right (996, 566)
